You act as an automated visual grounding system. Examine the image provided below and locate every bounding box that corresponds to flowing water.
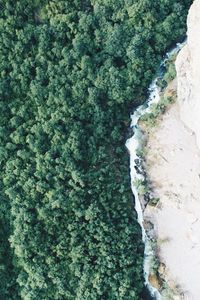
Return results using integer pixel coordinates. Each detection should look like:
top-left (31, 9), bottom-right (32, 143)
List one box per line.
top-left (126, 41), bottom-right (185, 299)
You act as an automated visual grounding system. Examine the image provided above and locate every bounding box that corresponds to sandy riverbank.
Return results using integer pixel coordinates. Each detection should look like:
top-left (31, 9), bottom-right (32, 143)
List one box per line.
top-left (143, 82), bottom-right (200, 299)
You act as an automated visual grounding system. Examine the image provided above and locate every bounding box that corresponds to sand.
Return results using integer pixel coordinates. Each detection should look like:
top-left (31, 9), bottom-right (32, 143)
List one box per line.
top-left (144, 100), bottom-right (200, 299)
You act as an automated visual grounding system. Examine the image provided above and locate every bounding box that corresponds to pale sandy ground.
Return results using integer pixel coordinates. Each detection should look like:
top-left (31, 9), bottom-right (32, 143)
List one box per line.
top-left (144, 101), bottom-right (200, 300)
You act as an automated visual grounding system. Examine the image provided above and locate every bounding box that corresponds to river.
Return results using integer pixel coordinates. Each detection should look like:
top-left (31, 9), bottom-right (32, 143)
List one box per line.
top-left (126, 41), bottom-right (185, 299)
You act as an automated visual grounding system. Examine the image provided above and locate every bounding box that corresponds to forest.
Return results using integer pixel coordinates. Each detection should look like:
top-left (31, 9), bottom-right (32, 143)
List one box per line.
top-left (0, 0), bottom-right (191, 299)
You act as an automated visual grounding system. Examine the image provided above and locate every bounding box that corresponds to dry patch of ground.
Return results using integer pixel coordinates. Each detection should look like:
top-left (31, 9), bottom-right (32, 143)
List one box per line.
top-left (144, 98), bottom-right (200, 299)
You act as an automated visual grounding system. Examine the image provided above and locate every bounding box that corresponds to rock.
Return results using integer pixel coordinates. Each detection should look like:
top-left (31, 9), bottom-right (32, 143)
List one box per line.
top-left (143, 220), bottom-right (155, 239)
top-left (167, 279), bottom-right (178, 292)
top-left (176, 0), bottom-right (200, 150)
top-left (143, 220), bottom-right (154, 231)
top-left (158, 263), bottom-right (166, 277)
top-left (148, 274), bottom-right (161, 290)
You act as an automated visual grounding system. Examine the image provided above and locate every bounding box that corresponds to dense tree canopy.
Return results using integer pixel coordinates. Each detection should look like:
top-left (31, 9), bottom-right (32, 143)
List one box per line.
top-left (0, 0), bottom-right (191, 299)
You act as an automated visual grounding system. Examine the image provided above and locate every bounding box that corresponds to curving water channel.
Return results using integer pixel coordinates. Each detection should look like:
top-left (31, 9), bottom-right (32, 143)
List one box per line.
top-left (126, 41), bottom-right (185, 299)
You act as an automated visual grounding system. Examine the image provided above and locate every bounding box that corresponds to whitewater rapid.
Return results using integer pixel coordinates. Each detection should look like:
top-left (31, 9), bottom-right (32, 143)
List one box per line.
top-left (126, 41), bottom-right (185, 299)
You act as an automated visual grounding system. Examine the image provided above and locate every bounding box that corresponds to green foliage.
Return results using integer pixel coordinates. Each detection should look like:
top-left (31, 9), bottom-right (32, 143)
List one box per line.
top-left (164, 62), bottom-right (176, 83)
top-left (140, 96), bottom-right (175, 128)
top-left (158, 54), bottom-right (177, 89)
top-left (136, 147), bottom-right (147, 159)
top-left (149, 197), bottom-right (160, 207)
top-left (0, 0), bottom-right (191, 299)
top-left (134, 179), bottom-right (148, 197)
